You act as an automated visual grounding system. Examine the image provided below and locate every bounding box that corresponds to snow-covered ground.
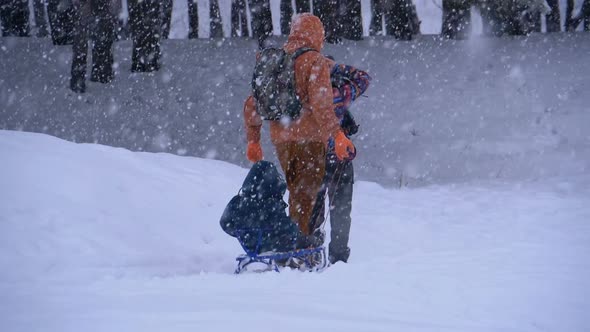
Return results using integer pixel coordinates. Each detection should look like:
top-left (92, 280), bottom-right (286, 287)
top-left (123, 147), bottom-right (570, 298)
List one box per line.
top-left (3, 4), bottom-right (590, 330)
top-left (1, 130), bottom-right (589, 332)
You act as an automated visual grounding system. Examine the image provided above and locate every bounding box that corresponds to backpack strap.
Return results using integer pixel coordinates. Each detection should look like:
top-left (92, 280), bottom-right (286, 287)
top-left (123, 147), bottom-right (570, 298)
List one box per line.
top-left (290, 47), bottom-right (316, 59)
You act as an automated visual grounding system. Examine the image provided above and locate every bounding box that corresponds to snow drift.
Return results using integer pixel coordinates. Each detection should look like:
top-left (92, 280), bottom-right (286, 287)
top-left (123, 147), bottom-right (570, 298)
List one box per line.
top-left (1, 130), bottom-right (589, 331)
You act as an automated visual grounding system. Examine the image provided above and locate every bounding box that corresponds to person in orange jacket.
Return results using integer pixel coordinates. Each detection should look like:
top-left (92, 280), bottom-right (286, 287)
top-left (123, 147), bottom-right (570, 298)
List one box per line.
top-left (243, 13), bottom-right (355, 237)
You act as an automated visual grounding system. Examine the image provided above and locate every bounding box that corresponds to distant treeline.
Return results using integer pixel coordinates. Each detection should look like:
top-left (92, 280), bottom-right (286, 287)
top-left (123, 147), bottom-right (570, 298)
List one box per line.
top-left (1, 0), bottom-right (588, 44)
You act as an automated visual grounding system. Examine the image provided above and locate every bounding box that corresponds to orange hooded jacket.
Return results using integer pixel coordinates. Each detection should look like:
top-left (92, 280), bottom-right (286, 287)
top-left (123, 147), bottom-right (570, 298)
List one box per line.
top-left (243, 13), bottom-right (341, 146)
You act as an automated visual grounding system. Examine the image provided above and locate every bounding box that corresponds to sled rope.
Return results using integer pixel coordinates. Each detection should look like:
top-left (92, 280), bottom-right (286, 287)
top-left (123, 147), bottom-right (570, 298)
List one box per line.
top-left (318, 159), bottom-right (347, 232)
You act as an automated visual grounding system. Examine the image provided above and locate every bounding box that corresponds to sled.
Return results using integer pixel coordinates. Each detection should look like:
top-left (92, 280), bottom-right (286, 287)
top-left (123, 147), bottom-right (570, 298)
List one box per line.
top-left (234, 228), bottom-right (328, 274)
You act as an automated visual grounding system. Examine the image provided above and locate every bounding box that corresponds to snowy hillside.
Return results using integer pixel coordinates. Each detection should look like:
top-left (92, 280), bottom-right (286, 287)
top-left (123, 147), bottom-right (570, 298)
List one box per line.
top-left (1, 130), bottom-right (589, 332)
top-left (1, 33), bottom-right (589, 187)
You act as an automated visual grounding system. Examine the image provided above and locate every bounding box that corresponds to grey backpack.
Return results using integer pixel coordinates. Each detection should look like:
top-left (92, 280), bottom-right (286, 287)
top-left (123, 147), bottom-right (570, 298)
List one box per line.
top-left (251, 47), bottom-right (314, 121)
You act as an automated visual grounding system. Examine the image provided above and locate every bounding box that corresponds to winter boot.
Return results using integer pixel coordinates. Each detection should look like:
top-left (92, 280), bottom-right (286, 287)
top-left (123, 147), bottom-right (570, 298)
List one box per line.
top-left (328, 247), bottom-right (350, 264)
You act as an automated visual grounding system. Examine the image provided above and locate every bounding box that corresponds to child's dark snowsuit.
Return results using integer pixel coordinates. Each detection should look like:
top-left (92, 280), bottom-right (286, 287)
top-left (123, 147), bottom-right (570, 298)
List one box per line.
top-left (310, 63), bottom-right (371, 264)
top-left (220, 161), bottom-right (321, 254)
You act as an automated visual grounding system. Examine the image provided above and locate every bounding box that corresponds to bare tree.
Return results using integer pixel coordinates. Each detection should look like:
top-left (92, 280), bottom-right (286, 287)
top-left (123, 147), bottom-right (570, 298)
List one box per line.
top-left (231, 0), bottom-right (248, 37)
top-left (32, 0), bottom-right (49, 37)
top-left (462, 0), bottom-right (547, 37)
top-left (47, 0), bottom-right (76, 44)
top-left (248, 0), bottom-right (273, 47)
top-left (370, 0), bottom-right (421, 39)
top-left (385, 0), bottom-right (420, 40)
top-left (340, 0), bottom-right (363, 40)
top-left (568, 0), bottom-right (590, 31)
top-left (442, 0), bottom-right (471, 39)
top-left (0, 0), bottom-right (30, 36)
top-left (545, 0), bottom-right (561, 32)
top-left (128, 0), bottom-right (161, 72)
top-left (565, 0), bottom-right (576, 30)
top-left (313, 0), bottom-right (340, 43)
top-left (210, 0), bottom-right (223, 38)
top-left (188, 0), bottom-right (199, 38)
top-left (280, 0), bottom-right (310, 35)
top-left (370, 0), bottom-right (385, 35)
top-left (160, 0), bottom-right (173, 39)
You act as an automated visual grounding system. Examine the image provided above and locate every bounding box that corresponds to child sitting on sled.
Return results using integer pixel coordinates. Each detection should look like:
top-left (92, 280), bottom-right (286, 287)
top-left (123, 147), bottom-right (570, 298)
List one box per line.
top-left (220, 160), bottom-right (324, 254)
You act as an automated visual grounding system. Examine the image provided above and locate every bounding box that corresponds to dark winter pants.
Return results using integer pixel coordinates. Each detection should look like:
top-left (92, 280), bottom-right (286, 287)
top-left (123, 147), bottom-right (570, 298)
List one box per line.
top-left (276, 141), bottom-right (326, 236)
top-left (310, 154), bottom-right (354, 261)
top-left (70, 0), bottom-right (116, 93)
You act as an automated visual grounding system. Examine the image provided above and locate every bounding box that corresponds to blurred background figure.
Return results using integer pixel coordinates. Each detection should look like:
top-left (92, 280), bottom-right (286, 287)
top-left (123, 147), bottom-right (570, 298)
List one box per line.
top-left (70, 0), bottom-right (119, 93)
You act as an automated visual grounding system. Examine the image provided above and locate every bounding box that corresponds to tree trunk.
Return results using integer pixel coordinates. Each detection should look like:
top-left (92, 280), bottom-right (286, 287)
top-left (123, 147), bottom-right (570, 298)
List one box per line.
top-left (581, 0), bottom-right (590, 30)
top-left (231, 0), bottom-right (248, 37)
top-left (0, 0), bottom-right (30, 36)
top-left (386, 0), bottom-right (419, 40)
top-left (90, 0), bottom-right (116, 82)
top-left (280, 0), bottom-right (310, 35)
top-left (369, 0), bottom-right (385, 36)
top-left (296, 0), bottom-right (310, 12)
top-left (248, 0), bottom-right (273, 48)
top-left (313, 0), bottom-right (340, 43)
top-left (566, 0), bottom-right (590, 31)
top-left (545, 0), bottom-right (561, 32)
top-left (128, 0), bottom-right (161, 72)
top-left (565, 0), bottom-right (575, 30)
top-left (280, 0), bottom-right (293, 35)
top-left (340, 0), bottom-right (363, 40)
top-left (160, 0), bottom-right (173, 39)
top-left (70, 0), bottom-right (90, 93)
top-left (210, 0), bottom-right (223, 38)
top-left (47, 0), bottom-right (76, 44)
top-left (441, 0), bottom-right (471, 39)
top-left (33, 0), bottom-right (49, 37)
top-left (188, 0), bottom-right (199, 38)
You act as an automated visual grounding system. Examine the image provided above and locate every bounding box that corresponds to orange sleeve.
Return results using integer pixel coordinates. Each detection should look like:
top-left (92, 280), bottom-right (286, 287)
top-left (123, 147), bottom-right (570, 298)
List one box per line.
top-left (243, 95), bottom-right (262, 144)
top-left (307, 55), bottom-right (341, 139)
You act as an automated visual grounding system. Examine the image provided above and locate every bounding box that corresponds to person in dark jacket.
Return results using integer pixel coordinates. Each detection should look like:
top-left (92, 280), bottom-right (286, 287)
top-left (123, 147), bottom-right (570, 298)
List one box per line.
top-left (310, 60), bottom-right (371, 264)
top-left (220, 161), bottom-right (323, 254)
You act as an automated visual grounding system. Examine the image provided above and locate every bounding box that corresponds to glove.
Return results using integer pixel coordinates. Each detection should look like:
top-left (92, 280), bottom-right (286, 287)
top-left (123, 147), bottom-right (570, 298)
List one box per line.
top-left (334, 131), bottom-right (356, 161)
top-left (246, 142), bottom-right (263, 162)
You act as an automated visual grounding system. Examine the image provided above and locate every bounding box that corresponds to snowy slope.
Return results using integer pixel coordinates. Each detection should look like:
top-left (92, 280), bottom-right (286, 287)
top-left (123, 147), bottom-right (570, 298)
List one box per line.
top-left (1, 33), bottom-right (589, 187)
top-left (1, 130), bottom-right (589, 332)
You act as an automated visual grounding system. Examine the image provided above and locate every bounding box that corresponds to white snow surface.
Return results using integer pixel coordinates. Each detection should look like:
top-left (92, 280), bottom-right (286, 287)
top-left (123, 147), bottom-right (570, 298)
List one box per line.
top-left (1, 130), bottom-right (589, 332)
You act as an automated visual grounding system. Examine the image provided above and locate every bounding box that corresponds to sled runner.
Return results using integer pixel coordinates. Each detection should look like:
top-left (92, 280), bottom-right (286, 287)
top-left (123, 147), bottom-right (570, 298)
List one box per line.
top-left (234, 228), bottom-right (327, 274)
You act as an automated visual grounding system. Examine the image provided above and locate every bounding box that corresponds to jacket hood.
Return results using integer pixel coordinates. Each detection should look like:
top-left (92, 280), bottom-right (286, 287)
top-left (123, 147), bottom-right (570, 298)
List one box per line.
top-left (284, 13), bottom-right (325, 53)
top-left (241, 161), bottom-right (287, 199)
